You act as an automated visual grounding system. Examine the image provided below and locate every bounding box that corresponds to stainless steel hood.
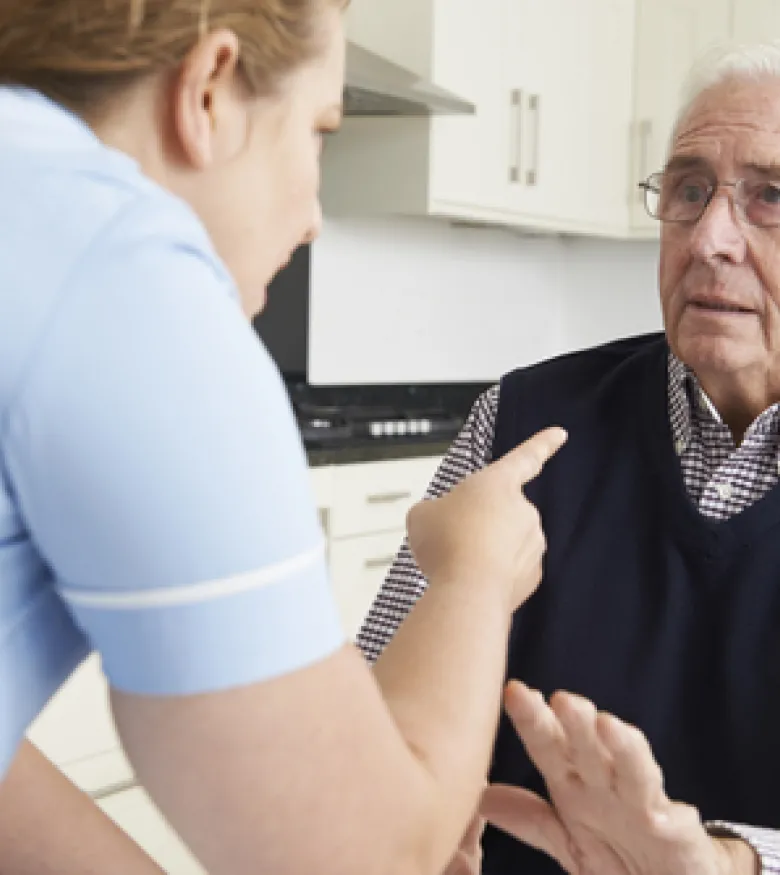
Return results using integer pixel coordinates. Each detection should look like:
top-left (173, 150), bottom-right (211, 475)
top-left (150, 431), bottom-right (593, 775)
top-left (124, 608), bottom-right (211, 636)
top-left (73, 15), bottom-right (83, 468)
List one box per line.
top-left (343, 41), bottom-right (475, 117)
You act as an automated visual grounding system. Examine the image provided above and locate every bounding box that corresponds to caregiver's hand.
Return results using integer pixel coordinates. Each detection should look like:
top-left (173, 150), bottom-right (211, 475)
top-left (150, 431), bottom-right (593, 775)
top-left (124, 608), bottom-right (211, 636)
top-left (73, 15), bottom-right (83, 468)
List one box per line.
top-left (407, 427), bottom-right (567, 610)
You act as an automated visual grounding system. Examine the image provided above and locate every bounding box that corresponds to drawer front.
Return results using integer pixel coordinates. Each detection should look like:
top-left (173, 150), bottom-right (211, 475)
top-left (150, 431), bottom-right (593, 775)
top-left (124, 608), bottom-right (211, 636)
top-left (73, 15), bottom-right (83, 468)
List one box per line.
top-left (98, 786), bottom-right (206, 874)
top-left (309, 464), bottom-right (333, 511)
top-left (27, 654), bottom-right (123, 785)
top-left (330, 530), bottom-right (405, 638)
top-left (329, 456), bottom-right (442, 539)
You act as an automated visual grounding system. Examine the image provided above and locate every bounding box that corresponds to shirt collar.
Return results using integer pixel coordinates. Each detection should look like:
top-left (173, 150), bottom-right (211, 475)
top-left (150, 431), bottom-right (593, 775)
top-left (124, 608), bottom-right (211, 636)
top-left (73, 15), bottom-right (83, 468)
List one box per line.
top-left (0, 86), bottom-right (101, 151)
top-left (668, 351), bottom-right (780, 451)
top-left (668, 353), bottom-right (695, 456)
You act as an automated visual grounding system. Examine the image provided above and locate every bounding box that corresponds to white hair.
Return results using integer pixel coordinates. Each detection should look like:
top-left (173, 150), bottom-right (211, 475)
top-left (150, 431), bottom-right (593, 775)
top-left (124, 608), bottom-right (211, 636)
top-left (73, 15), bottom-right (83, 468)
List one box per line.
top-left (670, 39), bottom-right (780, 151)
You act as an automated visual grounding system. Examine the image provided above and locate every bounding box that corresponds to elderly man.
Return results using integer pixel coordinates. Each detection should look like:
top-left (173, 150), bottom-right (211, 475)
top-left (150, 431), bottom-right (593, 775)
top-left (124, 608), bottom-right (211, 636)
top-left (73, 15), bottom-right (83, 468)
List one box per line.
top-left (358, 42), bottom-right (780, 875)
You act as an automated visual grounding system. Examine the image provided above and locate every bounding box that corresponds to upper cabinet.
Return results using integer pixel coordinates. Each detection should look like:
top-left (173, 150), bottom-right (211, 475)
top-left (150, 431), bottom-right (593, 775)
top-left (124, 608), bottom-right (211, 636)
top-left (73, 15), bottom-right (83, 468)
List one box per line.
top-left (630, 0), bottom-right (732, 234)
top-left (733, 0), bottom-right (780, 41)
top-left (326, 1), bottom-right (779, 239)
top-left (426, 0), bottom-right (511, 220)
top-left (322, 0), bottom-right (636, 237)
top-left (501, 0), bottom-right (635, 235)
top-left (346, 0), bottom-right (435, 76)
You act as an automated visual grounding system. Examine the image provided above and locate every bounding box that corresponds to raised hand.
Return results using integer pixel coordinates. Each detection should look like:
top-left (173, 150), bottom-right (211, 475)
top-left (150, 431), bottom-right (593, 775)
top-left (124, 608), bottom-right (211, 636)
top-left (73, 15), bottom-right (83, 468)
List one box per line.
top-left (481, 682), bottom-right (757, 875)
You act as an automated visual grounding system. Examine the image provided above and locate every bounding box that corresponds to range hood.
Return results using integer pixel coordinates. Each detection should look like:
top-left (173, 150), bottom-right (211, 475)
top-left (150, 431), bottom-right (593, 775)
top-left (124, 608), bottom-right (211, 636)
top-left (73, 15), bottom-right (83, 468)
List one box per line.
top-left (343, 41), bottom-right (475, 117)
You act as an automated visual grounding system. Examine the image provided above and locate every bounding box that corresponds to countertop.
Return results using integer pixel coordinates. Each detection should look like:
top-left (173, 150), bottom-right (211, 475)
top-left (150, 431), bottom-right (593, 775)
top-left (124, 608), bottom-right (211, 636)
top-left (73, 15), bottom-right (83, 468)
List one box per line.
top-left (306, 440), bottom-right (451, 467)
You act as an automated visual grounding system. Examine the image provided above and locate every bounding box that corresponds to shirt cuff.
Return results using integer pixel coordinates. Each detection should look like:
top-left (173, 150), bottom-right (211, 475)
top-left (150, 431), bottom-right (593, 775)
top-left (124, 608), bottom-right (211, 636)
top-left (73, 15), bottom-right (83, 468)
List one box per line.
top-left (707, 821), bottom-right (780, 874)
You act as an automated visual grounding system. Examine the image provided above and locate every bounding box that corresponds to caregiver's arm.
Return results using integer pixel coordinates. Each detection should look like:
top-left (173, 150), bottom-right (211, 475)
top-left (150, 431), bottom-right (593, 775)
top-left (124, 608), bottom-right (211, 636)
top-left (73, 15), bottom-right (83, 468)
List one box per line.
top-left (112, 429), bottom-right (565, 875)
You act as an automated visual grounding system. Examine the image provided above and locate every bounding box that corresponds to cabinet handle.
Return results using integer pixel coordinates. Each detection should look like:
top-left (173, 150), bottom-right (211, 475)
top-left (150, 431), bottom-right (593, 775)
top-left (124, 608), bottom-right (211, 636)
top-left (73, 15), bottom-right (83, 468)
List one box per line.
top-left (365, 556), bottom-right (397, 570)
top-left (637, 119), bottom-right (652, 201)
top-left (509, 88), bottom-right (523, 184)
top-left (366, 491), bottom-right (412, 505)
top-left (90, 778), bottom-right (139, 802)
top-left (526, 94), bottom-right (541, 187)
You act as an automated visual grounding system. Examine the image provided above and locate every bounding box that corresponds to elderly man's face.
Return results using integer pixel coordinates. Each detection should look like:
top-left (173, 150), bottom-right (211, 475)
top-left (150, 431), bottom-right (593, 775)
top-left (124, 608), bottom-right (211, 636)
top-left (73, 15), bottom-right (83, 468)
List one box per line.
top-left (660, 76), bottom-right (780, 393)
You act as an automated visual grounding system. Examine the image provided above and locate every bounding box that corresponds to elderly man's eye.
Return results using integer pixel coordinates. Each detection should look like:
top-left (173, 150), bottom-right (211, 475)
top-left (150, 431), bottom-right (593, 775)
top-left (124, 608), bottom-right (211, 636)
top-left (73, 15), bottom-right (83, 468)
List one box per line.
top-left (680, 184), bottom-right (706, 203)
top-left (758, 183), bottom-right (780, 205)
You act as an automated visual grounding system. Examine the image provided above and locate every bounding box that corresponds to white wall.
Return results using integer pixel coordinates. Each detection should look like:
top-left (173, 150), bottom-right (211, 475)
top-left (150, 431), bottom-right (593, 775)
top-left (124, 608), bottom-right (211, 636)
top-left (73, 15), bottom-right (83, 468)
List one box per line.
top-left (309, 217), bottom-right (662, 385)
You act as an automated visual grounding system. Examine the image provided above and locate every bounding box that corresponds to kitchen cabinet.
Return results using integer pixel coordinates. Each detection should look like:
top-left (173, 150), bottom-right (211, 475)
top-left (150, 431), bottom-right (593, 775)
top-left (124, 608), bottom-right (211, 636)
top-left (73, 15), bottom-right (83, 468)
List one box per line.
top-left (322, 0), bottom-right (509, 221)
top-left (322, 0), bottom-right (636, 237)
top-left (733, 0), bottom-right (780, 42)
top-left (346, 0), bottom-right (433, 79)
top-left (501, 0), bottom-right (635, 235)
top-left (327, 0), bottom-right (780, 238)
top-left (330, 530), bottom-right (407, 637)
top-left (630, 0), bottom-right (732, 233)
top-left (328, 456), bottom-right (439, 538)
top-left (325, 455), bottom-right (441, 635)
top-left (97, 785), bottom-right (205, 874)
top-left (26, 654), bottom-right (132, 794)
top-left (427, 0), bottom-right (514, 218)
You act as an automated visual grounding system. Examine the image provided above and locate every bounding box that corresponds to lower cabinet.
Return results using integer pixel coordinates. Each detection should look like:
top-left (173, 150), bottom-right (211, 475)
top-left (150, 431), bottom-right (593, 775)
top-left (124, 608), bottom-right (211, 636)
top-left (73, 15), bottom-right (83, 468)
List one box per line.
top-left (97, 785), bottom-right (205, 874)
top-left (325, 454), bottom-right (442, 638)
top-left (329, 529), bottom-right (406, 637)
top-left (26, 654), bottom-right (124, 793)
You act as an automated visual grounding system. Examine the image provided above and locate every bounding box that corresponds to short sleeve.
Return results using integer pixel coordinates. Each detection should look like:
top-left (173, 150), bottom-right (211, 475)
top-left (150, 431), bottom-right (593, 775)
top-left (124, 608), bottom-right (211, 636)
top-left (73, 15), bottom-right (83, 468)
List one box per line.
top-left (2, 195), bottom-right (344, 695)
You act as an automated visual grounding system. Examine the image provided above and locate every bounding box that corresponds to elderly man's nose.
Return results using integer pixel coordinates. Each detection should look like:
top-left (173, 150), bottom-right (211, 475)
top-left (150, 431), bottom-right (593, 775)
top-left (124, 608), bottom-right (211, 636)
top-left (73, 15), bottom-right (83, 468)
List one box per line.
top-left (688, 191), bottom-right (746, 264)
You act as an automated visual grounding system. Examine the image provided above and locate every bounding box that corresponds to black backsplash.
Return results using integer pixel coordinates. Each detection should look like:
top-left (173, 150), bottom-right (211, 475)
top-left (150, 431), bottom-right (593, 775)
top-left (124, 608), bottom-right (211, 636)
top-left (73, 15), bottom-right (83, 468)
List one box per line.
top-left (252, 244), bottom-right (310, 380)
top-left (283, 379), bottom-right (491, 420)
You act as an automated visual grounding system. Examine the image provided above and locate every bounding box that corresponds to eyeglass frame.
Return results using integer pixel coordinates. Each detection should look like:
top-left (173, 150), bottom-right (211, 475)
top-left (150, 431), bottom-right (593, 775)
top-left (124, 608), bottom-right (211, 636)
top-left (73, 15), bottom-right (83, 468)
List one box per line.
top-left (637, 170), bottom-right (780, 229)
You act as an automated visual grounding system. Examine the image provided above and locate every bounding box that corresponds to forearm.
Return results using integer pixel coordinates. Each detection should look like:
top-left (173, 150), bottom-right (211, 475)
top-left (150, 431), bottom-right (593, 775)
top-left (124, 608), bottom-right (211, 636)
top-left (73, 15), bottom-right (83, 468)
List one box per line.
top-left (373, 572), bottom-right (512, 841)
top-left (112, 651), bottom-right (465, 875)
top-left (0, 740), bottom-right (164, 875)
top-left (107, 576), bottom-right (518, 875)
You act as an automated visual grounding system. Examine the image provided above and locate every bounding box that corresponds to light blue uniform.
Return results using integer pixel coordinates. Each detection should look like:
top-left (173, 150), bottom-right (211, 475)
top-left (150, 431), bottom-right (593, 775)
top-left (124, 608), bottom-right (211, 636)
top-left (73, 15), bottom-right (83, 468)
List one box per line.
top-left (0, 87), bottom-right (344, 777)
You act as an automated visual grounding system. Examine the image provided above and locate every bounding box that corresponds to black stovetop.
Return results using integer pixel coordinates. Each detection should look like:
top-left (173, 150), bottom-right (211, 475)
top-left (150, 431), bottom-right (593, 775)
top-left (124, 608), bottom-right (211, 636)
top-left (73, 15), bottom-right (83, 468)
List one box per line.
top-left (284, 380), bottom-right (491, 449)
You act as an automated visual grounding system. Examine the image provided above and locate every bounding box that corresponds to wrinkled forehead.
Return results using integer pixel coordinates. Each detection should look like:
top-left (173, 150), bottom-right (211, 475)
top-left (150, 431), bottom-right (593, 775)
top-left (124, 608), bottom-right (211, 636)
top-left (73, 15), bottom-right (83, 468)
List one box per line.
top-left (669, 75), bottom-right (780, 175)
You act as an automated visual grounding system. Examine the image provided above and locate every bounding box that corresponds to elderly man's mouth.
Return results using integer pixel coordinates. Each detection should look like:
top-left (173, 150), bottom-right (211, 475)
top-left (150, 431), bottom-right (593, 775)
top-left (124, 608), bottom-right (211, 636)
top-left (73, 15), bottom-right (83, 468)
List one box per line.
top-left (688, 300), bottom-right (755, 315)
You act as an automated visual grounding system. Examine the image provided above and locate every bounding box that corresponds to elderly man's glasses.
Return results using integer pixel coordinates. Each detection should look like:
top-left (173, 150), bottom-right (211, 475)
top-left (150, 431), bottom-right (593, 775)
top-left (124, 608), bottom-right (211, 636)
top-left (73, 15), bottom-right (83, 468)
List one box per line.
top-left (639, 170), bottom-right (780, 228)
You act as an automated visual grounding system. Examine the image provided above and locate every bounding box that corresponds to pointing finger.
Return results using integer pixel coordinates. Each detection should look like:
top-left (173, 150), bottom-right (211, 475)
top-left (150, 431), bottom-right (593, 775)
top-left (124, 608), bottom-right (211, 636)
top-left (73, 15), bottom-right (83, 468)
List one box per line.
top-left (495, 427), bottom-right (568, 487)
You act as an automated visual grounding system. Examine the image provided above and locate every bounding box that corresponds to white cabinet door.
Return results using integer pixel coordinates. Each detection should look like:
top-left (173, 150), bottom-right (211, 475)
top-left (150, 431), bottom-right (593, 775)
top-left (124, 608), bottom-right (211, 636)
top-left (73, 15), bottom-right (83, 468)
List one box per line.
top-left (503, 0), bottom-right (635, 234)
top-left (328, 456), bottom-right (442, 539)
top-left (429, 0), bottom-right (512, 216)
top-left (631, 0), bottom-right (732, 232)
top-left (98, 786), bottom-right (206, 875)
top-left (26, 654), bottom-right (126, 792)
top-left (346, 0), bottom-right (433, 77)
top-left (733, 0), bottom-right (780, 41)
top-left (565, 0), bottom-right (636, 233)
top-left (330, 530), bottom-right (406, 638)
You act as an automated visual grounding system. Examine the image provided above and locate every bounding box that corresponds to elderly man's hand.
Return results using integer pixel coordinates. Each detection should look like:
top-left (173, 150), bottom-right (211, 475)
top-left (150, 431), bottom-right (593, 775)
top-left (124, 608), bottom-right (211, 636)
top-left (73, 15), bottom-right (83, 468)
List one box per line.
top-left (480, 682), bottom-right (758, 875)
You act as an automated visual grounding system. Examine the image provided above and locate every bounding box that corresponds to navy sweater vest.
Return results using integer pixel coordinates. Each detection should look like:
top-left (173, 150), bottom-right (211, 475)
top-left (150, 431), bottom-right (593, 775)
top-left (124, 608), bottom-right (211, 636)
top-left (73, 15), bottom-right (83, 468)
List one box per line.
top-left (482, 333), bottom-right (780, 875)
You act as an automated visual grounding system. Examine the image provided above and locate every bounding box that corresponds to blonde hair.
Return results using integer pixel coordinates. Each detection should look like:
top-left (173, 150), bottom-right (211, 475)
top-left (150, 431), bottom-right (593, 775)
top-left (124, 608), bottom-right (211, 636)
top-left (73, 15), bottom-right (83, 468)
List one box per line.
top-left (0, 0), bottom-right (348, 113)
